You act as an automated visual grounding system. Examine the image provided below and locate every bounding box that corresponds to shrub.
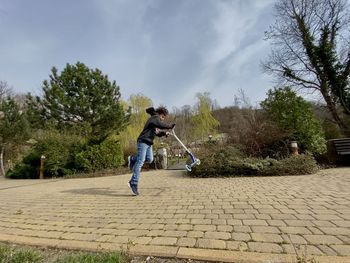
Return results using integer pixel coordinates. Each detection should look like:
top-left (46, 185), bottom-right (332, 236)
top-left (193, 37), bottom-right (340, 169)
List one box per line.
top-left (75, 138), bottom-right (124, 172)
top-left (190, 144), bottom-right (318, 177)
top-left (6, 131), bottom-right (85, 178)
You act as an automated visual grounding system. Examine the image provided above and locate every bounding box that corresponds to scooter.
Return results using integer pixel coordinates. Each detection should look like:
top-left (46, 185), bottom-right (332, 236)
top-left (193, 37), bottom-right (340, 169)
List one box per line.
top-left (171, 129), bottom-right (201, 172)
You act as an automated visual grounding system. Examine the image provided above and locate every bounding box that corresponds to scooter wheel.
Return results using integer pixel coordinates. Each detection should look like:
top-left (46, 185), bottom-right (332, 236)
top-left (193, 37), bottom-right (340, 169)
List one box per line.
top-left (185, 165), bottom-right (192, 172)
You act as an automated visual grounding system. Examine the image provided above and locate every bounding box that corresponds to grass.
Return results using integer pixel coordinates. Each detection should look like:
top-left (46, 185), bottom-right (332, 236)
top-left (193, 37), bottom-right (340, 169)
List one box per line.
top-left (0, 245), bottom-right (42, 263)
top-left (0, 243), bottom-right (129, 263)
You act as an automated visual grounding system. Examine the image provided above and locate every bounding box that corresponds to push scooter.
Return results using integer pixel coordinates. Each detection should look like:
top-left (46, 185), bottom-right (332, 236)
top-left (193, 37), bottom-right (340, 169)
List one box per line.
top-left (171, 129), bottom-right (201, 172)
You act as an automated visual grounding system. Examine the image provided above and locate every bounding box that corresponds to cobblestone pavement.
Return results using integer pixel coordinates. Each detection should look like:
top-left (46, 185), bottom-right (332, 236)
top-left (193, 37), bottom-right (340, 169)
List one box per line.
top-left (0, 168), bottom-right (349, 262)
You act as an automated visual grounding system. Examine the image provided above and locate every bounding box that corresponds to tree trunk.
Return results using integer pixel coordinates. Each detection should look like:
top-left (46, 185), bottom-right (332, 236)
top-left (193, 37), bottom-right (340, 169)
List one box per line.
top-left (0, 145), bottom-right (5, 177)
top-left (321, 87), bottom-right (350, 137)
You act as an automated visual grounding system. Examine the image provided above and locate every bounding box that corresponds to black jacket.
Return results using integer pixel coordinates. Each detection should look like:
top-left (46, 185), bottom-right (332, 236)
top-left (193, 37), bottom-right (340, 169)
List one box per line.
top-left (137, 108), bottom-right (174, 145)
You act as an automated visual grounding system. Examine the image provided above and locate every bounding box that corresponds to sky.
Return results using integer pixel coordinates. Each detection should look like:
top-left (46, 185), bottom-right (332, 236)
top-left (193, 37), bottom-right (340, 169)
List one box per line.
top-left (0, 0), bottom-right (276, 109)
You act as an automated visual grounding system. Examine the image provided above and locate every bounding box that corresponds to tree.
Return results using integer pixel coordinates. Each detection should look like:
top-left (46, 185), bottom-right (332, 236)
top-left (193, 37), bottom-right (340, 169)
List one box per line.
top-left (26, 62), bottom-right (128, 142)
top-left (264, 0), bottom-right (350, 136)
top-left (261, 87), bottom-right (327, 155)
top-left (191, 92), bottom-right (219, 141)
top-left (0, 80), bottom-right (12, 100)
top-left (119, 94), bottom-right (153, 149)
top-left (0, 97), bottom-right (30, 176)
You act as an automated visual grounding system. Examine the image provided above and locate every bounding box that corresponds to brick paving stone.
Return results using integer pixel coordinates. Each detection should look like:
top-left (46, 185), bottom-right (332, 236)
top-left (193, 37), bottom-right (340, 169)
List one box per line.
top-left (317, 245), bottom-right (338, 256)
top-left (312, 220), bottom-right (336, 227)
top-left (251, 226), bottom-right (280, 233)
top-left (176, 237), bottom-right (196, 247)
top-left (133, 237), bottom-right (152, 245)
top-left (150, 237), bottom-right (177, 246)
top-left (295, 214), bottom-right (315, 220)
top-left (331, 245), bottom-right (350, 256)
top-left (217, 225), bottom-right (233, 232)
top-left (187, 231), bottom-right (204, 238)
top-left (226, 241), bottom-right (242, 250)
top-left (231, 233), bottom-right (251, 242)
top-left (282, 244), bottom-right (324, 255)
top-left (304, 235), bottom-right (343, 245)
top-left (333, 220), bottom-right (350, 227)
top-left (313, 214), bottom-right (343, 220)
top-left (281, 234), bottom-right (307, 244)
top-left (226, 219), bottom-right (243, 226)
top-left (267, 219), bottom-right (287, 227)
top-left (233, 214), bottom-right (255, 219)
top-left (233, 225), bottom-right (252, 233)
top-left (251, 233), bottom-right (283, 243)
top-left (307, 226), bottom-right (324, 235)
top-left (127, 230), bottom-right (149, 237)
top-left (193, 225), bottom-right (216, 231)
top-left (248, 242), bottom-right (283, 253)
top-left (204, 231), bottom-right (231, 240)
top-left (284, 220), bottom-right (314, 227)
top-left (279, 226), bottom-right (312, 235)
top-left (318, 227), bottom-right (350, 235)
top-left (177, 224), bottom-right (192, 231)
top-left (163, 230), bottom-right (187, 237)
top-left (196, 239), bottom-right (226, 249)
top-left (164, 224), bottom-right (177, 230)
top-left (0, 168), bottom-right (349, 258)
top-left (255, 214), bottom-right (272, 220)
top-left (191, 219), bottom-right (211, 225)
top-left (242, 220), bottom-right (268, 226)
top-left (211, 219), bottom-right (226, 225)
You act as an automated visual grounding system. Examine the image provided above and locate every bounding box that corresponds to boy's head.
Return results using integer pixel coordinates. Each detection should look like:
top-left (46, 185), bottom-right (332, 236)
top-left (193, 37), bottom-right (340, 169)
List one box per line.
top-left (155, 106), bottom-right (168, 120)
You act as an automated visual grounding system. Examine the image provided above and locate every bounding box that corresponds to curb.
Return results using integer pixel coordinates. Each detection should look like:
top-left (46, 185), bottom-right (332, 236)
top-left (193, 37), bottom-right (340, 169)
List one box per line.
top-left (0, 234), bottom-right (349, 263)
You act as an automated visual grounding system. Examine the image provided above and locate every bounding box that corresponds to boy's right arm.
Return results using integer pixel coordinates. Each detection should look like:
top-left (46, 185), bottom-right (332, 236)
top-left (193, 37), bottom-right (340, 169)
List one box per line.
top-left (152, 116), bottom-right (175, 130)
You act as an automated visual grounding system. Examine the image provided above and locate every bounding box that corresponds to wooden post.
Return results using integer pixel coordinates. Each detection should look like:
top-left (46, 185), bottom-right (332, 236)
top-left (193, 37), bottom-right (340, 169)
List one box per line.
top-left (290, 141), bottom-right (299, 155)
top-left (40, 155), bottom-right (45, 179)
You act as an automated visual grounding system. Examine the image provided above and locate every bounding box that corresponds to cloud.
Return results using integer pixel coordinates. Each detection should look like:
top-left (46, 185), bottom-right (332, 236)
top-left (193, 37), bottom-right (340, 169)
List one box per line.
top-left (0, 0), bottom-right (276, 108)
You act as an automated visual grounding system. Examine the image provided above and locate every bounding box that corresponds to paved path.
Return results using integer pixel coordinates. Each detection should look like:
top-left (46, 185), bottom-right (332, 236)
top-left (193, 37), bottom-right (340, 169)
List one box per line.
top-left (0, 168), bottom-right (349, 262)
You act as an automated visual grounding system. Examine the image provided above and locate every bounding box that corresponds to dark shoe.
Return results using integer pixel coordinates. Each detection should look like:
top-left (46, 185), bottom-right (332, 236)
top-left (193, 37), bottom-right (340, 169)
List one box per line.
top-left (128, 182), bottom-right (139, 196)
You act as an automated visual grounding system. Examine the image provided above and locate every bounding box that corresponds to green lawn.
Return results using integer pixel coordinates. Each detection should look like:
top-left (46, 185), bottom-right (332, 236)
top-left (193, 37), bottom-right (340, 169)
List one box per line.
top-left (0, 243), bottom-right (129, 263)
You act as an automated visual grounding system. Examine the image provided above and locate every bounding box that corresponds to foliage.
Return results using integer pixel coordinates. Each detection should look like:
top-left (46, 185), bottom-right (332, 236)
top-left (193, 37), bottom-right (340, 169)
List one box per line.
top-left (261, 87), bottom-right (327, 155)
top-left (75, 137), bottom-right (124, 172)
top-left (0, 97), bottom-right (31, 145)
top-left (0, 97), bottom-right (31, 175)
top-left (0, 244), bottom-right (42, 263)
top-left (0, 243), bottom-right (128, 263)
top-left (6, 130), bottom-right (85, 178)
top-left (191, 92), bottom-right (219, 140)
top-left (264, 0), bottom-right (350, 136)
top-left (25, 61), bottom-right (128, 142)
top-left (119, 94), bottom-right (153, 149)
top-left (190, 143), bottom-right (318, 177)
top-left (55, 252), bottom-right (128, 263)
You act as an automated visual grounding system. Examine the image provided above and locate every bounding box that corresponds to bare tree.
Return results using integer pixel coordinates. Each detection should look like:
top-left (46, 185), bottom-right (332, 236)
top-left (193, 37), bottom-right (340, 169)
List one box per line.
top-left (0, 80), bottom-right (12, 100)
top-left (263, 0), bottom-right (350, 136)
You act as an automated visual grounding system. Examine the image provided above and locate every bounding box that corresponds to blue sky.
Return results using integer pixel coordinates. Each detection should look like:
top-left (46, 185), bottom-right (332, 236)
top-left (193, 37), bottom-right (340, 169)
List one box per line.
top-left (0, 0), bottom-right (276, 108)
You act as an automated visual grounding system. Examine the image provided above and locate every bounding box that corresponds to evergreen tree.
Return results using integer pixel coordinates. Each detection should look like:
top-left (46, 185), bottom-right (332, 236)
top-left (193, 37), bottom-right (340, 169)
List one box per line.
top-left (26, 62), bottom-right (128, 142)
top-left (0, 97), bottom-right (30, 175)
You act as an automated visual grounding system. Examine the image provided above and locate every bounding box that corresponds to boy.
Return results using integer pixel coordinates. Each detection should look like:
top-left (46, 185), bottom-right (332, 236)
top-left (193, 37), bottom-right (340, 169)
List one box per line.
top-left (128, 106), bottom-right (175, 195)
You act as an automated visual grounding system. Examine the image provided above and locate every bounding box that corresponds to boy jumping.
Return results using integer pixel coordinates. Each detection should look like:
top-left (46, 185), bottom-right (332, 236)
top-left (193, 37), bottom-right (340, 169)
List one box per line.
top-left (128, 106), bottom-right (175, 196)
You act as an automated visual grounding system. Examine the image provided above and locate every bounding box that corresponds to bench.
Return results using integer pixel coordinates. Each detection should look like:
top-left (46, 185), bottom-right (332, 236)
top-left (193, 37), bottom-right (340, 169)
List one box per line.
top-left (328, 138), bottom-right (350, 165)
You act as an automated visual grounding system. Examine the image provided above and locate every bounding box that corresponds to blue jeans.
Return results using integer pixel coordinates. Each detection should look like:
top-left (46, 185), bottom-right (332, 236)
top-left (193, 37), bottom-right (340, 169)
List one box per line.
top-left (130, 142), bottom-right (153, 185)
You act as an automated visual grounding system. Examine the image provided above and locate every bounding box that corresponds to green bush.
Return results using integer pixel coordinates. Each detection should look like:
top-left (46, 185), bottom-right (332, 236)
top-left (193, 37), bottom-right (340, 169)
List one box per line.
top-left (75, 138), bottom-right (124, 172)
top-left (6, 151), bottom-right (40, 179)
top-left (190, 145), bottom-right (318, 177)
top-left (6, 131), bottom-right (125, 178)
